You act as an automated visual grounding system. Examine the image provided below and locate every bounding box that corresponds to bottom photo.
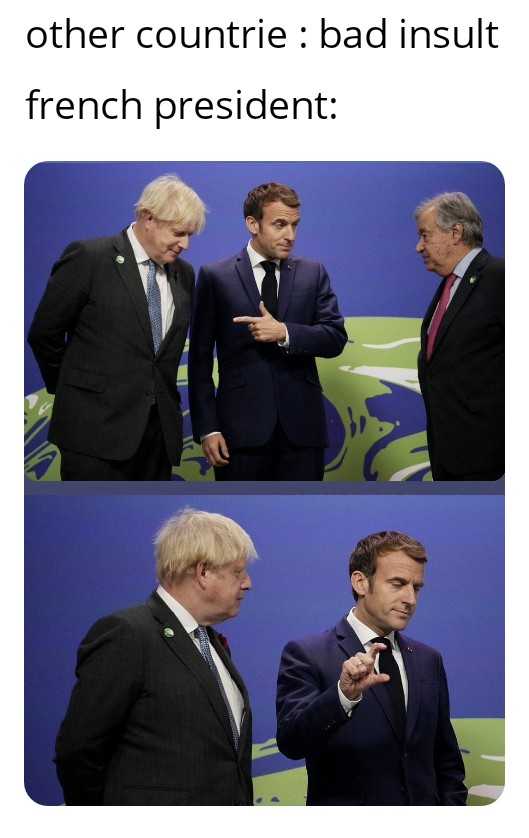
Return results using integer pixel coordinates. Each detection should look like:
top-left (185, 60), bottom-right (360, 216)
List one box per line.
top-left (25, 492), bottom-right (504, 806)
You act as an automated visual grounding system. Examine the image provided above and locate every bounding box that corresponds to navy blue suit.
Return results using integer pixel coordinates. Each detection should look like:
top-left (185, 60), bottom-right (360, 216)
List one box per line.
top-left (276, 617), bottom-right (467, 805)
top-left (188, 249), bottom-right (347, 468)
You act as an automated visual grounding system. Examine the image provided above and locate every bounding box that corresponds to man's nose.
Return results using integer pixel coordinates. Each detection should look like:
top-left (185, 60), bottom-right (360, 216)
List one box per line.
top-left (402, 585), bottom-right (416, 606)
top-left (178, 234), bottom-right (190, 250)
top-left (416, 239), bottom-right (424, 253)
top-left (285, 225), bottom-right (297, 240)
top-left (242, 573), bottom-right (252, 590)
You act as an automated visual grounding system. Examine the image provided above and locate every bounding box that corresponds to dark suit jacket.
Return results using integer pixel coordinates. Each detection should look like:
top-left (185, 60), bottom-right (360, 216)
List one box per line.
top-left (276, 617), bottom-right (467, 806)
top-left (28, 232), bottom-right (194, 464)
top-left (417, 249), bottom-right (504, 479)
top-left (55, 592), bottom-right (253, 806)
top-left (188, 249), bottom-right (347, 449)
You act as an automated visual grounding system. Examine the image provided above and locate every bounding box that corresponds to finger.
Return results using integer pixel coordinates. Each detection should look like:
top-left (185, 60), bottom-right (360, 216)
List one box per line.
top-left (343, 659), bottom-right (368, 681)
top-left (219, 439), bottom-right (230, 459)
top-left (368, 672), bottom-right (390, 686)
top-left (212, 453), bottom-right (229, 466)
top-left (259, 302), bottom-right (269, 316)
top-left (367, 642), bottom-right (387, 660)
top-left (233, 316), bottom-right (259, 324)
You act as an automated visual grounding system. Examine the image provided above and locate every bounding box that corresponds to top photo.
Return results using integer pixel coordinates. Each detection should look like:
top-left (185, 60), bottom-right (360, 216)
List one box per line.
top-left (24, 162), bottom-right (504, 483)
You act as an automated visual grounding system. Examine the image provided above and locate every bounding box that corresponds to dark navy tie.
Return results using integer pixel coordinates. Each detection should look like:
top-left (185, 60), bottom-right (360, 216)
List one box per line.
top-left (372, 636), bottom-right (406, 740)
top-left (260, 260), bottom-right (278, 317)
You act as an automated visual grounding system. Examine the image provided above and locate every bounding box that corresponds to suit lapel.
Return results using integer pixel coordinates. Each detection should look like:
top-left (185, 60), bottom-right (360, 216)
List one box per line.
top-left (157, 262), bottom-right (185, 355)
top-left (111, 231), bottom-right (154, 352)
top-left (146, 594), bottom-right (238, 751)
top-left (428, 249), bottom-right (490, 360)
top-left (235, 249), bottom-right (262, 313)
top-left (278, 259), bottom-right (296, 320)
top-left (210, 630), bottom-right (251, 754)
top-left (334, 617), bottom-right (404, 744)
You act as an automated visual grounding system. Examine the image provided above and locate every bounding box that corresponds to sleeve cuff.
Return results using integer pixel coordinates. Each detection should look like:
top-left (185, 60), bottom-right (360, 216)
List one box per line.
top-left (337, 681), bottom-right (362, 716)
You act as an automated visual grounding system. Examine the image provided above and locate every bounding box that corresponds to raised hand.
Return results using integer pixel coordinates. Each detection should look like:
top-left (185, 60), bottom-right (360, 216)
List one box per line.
top-left (339, 642), bottom-right (390, 701)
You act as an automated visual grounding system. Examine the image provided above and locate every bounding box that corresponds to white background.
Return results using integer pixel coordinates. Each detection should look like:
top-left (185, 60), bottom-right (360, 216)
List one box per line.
top-left (7, 0), bottom-right (526, 833)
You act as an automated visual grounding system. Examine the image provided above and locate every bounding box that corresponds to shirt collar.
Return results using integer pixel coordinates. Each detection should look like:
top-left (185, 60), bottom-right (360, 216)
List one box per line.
top-left (127, 222), bottom-right (151, 266)
top-left (247, 240), bottom-right (280, 270)
top-left (346, 607), bottom-right (398, 651)
top-left (156, 584), bottom-right (199, 635)
top-left (452, 246), bottom-right (482, 279)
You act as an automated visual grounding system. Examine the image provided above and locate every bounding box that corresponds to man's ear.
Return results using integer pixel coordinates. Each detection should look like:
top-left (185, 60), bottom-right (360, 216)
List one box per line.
top-left (245, 215), bottom-right (259, 236)
top-left (351, 570), bottom-right (369, 599)
top-left (194, 561), bottom-right (209, 589)
top-left (451, 222), bottom-right (464, 244)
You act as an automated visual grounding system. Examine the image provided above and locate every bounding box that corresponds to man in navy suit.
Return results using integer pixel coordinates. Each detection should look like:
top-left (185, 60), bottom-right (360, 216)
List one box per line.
top-left (188, 182), bottom-right (347, 481)
top-left (276, 531), bottom-right (467, 805)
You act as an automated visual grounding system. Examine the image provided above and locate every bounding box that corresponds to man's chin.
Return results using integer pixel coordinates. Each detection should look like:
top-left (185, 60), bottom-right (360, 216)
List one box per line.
top-left (391, 613), bottom-right (411, 630)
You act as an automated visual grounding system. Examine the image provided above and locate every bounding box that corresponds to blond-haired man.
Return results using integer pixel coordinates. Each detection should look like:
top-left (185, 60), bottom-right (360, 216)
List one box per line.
top-left (28, 175), bottom-right (206, 480)
top-left (55, 509), bottom-right (256, 805)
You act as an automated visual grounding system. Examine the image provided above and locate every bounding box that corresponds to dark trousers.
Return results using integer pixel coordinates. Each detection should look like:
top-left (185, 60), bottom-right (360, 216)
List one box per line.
top-left (215, 423), bottom-right (324, 482)
top-left (59, 406), bottom-right (173, 481)
top-left (431, 462), bottom-right (504, 481)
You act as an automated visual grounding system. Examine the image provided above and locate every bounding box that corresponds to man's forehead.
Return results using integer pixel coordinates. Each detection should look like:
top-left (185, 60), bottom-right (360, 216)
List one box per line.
top-left (262, 201), bottom-right (301, 221)
top-left (376, 550), bottom-right (425, 579)
top-left (417, 207), bottom-right (438, 230)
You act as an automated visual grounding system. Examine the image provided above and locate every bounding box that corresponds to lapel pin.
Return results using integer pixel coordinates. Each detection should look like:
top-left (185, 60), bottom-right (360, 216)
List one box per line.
top-left (163, 627), bottom-right (174, 638)
top-left (469, 275), bottom-right (477, 284)
top-left (115, 255), bottom-right (125, 264)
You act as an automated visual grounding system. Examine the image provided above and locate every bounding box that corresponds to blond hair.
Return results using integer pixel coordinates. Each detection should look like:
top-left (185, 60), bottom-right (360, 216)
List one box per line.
top-left (155, 508), bottom-right (257, 584)
top-left (135, 174), bottom-right (206, 233)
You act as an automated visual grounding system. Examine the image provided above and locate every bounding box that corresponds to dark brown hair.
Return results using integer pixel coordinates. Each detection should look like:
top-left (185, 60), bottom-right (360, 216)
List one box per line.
top-left (349, 531), bottom-right (427, 600)
top-left (243, 183), bottom-right (300, 221)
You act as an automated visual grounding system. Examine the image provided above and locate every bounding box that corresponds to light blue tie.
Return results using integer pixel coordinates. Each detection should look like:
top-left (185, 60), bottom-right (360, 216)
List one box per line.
top-left (195, 626), bottom-right (239, 749)
top-left (146, 259), bottom-right (162, 353)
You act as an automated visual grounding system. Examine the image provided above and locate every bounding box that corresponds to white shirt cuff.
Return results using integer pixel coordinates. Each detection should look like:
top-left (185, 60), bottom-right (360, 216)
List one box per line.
top-left (337, 681), bottom-right (362, 716)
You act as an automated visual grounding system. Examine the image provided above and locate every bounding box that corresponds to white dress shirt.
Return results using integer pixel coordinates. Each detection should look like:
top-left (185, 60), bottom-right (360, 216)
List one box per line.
top-left (127, 224), bottom-right (175, 339)
top-left (338, 608), bottom-right (409, 715)
top-left (156, 585), bottom-right (244, 733)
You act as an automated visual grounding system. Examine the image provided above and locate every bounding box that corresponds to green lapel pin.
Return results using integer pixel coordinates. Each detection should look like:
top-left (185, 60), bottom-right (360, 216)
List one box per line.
top-left (163, 626), bottom-right (174, 638)
top-left (116, 254), bottom-right (125, 264)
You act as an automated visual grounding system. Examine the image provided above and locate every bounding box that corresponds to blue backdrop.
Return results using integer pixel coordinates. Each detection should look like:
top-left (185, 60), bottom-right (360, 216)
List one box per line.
top-left (25, 493), bottom-right (504, 804)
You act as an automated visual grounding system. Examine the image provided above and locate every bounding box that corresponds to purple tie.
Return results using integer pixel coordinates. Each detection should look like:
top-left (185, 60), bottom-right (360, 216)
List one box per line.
top-left (426, 273), bottom-right (457, 361)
